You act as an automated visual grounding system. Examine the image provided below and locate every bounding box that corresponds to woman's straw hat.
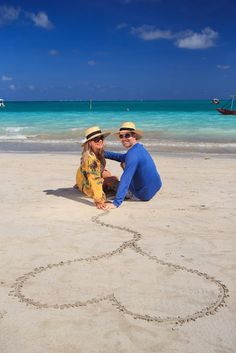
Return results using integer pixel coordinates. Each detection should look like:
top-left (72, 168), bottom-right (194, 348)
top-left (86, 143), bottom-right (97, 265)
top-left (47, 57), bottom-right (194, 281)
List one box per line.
top-left (81, 126), bottom-right (110, 146)
top-left (114, 122), bottom-right (142, 140)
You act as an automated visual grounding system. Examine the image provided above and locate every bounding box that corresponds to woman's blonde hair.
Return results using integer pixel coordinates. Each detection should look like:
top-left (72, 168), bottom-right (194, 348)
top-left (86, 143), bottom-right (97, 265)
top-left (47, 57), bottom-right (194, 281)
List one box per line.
top-left (81, 141), bottom-right (106, 169)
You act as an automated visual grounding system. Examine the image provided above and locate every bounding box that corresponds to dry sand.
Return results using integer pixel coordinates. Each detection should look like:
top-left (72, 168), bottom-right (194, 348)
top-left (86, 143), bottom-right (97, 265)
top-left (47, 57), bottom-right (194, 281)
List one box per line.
top-left (0, 152), bottom-right (235, 353)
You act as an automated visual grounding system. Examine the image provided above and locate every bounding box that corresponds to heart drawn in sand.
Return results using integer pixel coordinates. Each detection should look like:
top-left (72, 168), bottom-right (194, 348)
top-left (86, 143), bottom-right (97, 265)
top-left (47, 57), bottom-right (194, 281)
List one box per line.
top-left (10, 212), bottom-right (229, 325)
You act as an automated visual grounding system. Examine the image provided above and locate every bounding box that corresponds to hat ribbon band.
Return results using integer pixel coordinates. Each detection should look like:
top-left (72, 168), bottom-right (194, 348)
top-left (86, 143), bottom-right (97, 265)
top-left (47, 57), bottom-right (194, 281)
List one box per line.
top-left (86, 130), bottom-right (102, 139)
top-left (119, 127), bottom-right (135, 132)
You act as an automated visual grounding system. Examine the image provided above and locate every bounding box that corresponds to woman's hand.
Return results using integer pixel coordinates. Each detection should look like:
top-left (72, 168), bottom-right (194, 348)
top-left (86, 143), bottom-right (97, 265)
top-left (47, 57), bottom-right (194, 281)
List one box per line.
top-left (102, 169), bottom-right (112, 178)
top-left (95, 202), bottom-right (107, 210)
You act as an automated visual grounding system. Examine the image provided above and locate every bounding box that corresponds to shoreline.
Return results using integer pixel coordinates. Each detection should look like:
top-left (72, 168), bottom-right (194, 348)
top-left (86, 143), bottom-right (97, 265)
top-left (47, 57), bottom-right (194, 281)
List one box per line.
top-left (0, 150), bottom-right (236, 160)
top-left (1, 140), bottom-right (236, 155)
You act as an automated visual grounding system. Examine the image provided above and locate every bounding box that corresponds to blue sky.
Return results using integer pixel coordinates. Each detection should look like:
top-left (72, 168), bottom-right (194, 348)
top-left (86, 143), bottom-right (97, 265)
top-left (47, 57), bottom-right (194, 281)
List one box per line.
top-left (0, 0), bottom-right (235, 101)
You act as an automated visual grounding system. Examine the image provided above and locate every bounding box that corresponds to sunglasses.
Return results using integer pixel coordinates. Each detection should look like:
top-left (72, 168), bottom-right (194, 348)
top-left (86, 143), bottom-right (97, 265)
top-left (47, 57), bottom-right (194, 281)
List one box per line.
top-left (91, 136), bottom-right (104, 143)
top-left (119, 133), bottom-right (133, 139)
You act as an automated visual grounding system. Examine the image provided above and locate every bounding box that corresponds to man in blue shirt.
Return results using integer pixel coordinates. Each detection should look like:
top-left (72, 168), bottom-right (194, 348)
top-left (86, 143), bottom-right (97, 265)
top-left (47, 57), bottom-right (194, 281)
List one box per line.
top-left (104, 122), bottom-right (162, 209)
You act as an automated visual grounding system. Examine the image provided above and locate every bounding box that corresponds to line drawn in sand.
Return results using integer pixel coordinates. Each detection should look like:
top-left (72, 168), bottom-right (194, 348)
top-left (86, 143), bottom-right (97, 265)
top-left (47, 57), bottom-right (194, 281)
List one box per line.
top-left (10, 212), bottom-right (229, 325)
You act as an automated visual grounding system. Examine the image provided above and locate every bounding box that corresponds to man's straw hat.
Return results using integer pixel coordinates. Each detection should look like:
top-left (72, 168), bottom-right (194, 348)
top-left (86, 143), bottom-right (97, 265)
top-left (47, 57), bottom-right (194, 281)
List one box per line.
top-left (114, 122), bottom-right (142, 140)
top-left (81, 126), bottom-right (110, 146)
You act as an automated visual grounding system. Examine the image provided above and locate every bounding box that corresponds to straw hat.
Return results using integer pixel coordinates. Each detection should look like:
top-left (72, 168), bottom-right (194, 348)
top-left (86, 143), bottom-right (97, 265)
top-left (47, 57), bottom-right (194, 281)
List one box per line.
top-left (81, 126), bottom-right (110, 146)
top-left (114, 122), bottom-right (142, 140)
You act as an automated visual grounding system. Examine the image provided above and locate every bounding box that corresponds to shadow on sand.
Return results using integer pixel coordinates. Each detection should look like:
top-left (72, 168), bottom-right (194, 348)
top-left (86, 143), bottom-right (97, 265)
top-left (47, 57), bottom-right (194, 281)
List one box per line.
top-left (43, 187), bottom-right (94, 207)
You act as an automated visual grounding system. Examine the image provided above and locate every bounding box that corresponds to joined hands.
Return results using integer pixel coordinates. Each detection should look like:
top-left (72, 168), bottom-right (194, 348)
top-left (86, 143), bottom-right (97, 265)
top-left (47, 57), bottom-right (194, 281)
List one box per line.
top-left (95, 202), bottom-right (117, 210)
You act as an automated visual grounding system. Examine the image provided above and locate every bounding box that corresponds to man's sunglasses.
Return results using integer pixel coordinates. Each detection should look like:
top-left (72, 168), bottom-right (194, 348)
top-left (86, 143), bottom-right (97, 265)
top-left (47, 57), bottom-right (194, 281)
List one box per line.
top-left (92, 136), bottom-right (104, 143)
top-left (119, 133), bottom-right (133, 139)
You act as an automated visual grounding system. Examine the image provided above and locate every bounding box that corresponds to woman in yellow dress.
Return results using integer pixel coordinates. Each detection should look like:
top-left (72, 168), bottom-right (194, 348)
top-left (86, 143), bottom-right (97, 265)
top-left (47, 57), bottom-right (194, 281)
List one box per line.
top-left (76, 126), bottom-right (118, 209)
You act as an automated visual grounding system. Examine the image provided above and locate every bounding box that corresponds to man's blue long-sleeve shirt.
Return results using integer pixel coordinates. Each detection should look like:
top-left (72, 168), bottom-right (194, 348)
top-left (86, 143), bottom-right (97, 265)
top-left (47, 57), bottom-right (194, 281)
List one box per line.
top-left (104, 143), bottom-right (162, 207)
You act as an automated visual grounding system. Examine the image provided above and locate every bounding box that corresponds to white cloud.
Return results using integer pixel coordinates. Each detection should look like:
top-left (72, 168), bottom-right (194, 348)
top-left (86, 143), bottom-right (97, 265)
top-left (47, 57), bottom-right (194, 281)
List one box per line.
top-left (131, 24), bottom-right (218, 50)
top-left (88, 60), bottom-right (96, 66)
top-left (175, 27), bottom-right (218, 49)
top-left (9, 84), bottom-right (16, 91)
top-left (49, 49), bottom-right (59, 56)
top-left (0, 5), bottom-right (21, 26)
top-left (131, 25), bottom-right (173, 40)
top-left (217, 64), bottom-right (230, 70)
top-left (2, 75), bottom-right (13, 81)
top-left (116, 23), bottom-right (129, 30)
top-left (27, 11), bottom-right (53, 29)
top-left (0, 5), bottom-right (53, 30)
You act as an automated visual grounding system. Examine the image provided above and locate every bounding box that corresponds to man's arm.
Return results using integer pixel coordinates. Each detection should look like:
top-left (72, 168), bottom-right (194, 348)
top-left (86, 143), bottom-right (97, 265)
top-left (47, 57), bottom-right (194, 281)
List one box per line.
top-left (111, 153), bottom-right (138, 208)
top-left (104, 151), bottom-right (126, 163)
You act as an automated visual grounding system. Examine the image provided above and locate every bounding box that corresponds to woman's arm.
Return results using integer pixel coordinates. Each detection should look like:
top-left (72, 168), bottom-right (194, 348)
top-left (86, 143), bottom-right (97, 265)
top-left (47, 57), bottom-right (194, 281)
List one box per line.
top-left (86, 157), bottom-right (106, 206)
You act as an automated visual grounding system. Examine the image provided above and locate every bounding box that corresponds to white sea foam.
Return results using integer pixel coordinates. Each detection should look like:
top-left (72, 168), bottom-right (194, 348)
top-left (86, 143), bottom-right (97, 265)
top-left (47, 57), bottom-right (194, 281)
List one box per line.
top-left (143, 140), bottom-right (236, 148)
top-left (70, 128), bottom-right (84, 131)
top-left (3, 126), bottom-right (32, 132)
top-left (5, 127), bottom-right (23, 133)
top-left (0, 126), bottom-right (32, 140)
top-left (0, 135), bottom-right (28, 140)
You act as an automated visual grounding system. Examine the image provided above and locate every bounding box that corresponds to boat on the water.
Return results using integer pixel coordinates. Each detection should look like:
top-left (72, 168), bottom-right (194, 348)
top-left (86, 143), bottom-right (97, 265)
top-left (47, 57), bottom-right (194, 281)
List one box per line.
top-left (0, 98), bottom-right (5, 108)
top-left (217, 95), bottom-right (236, 115)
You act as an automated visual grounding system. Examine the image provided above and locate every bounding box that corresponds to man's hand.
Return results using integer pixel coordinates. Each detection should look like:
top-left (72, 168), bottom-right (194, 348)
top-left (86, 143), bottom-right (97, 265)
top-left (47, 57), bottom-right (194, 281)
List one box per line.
top-left (104, 203), bottom-right (117, 210)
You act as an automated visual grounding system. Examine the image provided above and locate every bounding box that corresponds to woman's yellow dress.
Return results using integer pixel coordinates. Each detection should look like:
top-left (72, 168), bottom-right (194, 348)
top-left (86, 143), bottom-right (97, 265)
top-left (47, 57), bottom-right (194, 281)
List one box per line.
top-left (76, 152), bottom-right (106, 204)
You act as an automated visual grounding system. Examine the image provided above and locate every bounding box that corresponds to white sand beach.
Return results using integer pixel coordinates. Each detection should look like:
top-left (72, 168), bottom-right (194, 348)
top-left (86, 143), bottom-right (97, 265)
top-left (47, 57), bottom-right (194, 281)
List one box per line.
top-left (0, 152), bottom-right (235, 353)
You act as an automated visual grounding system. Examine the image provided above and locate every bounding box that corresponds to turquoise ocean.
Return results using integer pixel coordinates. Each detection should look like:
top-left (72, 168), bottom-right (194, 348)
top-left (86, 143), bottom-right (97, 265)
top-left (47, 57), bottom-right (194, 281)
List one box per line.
top-left (0, 100), bottom-right (236, 153)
